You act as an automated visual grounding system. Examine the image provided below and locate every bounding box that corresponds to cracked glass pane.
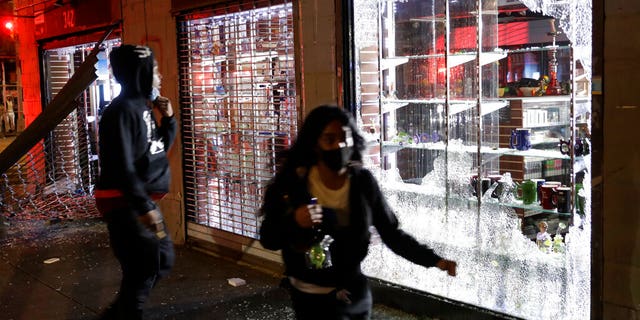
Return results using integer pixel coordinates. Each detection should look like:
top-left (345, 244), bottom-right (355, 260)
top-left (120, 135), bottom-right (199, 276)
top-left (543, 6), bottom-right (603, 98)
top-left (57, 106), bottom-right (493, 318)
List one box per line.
top-left (355, 1), bottom-right (592, 319)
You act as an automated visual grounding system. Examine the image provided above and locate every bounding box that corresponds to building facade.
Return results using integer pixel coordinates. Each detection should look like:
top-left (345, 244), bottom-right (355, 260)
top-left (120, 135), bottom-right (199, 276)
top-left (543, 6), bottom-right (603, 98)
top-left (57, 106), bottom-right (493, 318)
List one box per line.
top-left (7, 0), bottom-right (639, 319)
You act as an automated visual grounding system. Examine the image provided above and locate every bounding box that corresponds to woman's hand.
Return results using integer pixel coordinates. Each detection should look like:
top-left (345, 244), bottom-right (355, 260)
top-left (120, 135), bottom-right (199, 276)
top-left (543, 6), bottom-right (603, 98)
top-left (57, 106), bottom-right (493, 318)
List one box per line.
top-left (294, 204), bottom-right (322, 228)
top-left (436, 259), bottom-right (457, 276)
top-left (336, 289), bottom-right (352, 304)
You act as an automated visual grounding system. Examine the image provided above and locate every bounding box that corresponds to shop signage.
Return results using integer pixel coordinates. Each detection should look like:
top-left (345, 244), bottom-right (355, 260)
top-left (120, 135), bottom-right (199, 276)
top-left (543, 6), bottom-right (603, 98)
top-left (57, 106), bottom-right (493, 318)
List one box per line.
top-left (33, 0), bottom-right (117, 40)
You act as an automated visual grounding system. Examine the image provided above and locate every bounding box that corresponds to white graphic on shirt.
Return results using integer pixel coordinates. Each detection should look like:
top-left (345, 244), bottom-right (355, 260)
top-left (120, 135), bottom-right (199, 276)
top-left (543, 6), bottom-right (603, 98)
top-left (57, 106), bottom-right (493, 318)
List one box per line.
top-left (134, 46), bottom-right (152, 58)
top-left (143, 110), bottom-right (165, 155)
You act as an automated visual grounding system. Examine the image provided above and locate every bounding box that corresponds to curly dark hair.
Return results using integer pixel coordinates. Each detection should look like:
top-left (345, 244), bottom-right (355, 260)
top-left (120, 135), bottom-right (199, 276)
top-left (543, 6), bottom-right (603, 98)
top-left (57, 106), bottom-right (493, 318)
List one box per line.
top-left (282, 105), bottom-right (366, 170)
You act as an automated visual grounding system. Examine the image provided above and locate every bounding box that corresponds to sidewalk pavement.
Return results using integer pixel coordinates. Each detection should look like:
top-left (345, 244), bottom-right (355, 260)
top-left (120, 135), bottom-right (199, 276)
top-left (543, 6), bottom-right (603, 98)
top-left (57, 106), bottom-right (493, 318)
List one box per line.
top-left (0, 218), bottom-right (430, 320)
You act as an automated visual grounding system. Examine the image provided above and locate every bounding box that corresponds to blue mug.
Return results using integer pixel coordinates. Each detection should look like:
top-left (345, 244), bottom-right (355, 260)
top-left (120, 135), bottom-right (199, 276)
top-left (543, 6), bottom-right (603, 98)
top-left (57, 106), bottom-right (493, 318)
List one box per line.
top-left (510, 128), bottom-right (532, 151)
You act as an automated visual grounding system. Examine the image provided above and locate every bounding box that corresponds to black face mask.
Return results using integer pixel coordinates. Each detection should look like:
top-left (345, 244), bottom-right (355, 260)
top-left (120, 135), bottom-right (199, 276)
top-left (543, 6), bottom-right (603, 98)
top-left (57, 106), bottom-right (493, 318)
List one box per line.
top-left (320, 147), bottom-right (353, 172)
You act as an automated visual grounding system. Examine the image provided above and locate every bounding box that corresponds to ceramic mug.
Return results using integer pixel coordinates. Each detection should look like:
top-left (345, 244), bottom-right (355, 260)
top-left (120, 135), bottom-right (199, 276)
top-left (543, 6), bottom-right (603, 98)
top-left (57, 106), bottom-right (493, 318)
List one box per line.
top-left (470, 176), bottom-right (491, 196)
top-left (530, 178), bottom-right (546, 203)
top-left (559, 138), bottom-right (587, 156)
top-left (487, 174), bottom-right (503, 198)
top-left (516, 180), bottom-right (537, 205)
top-left (540, 184), bottom-right (559, 210)
top-left (510, 128), bottom-right (532, 151)
top-left (555, 186), bottom-right (572, 213)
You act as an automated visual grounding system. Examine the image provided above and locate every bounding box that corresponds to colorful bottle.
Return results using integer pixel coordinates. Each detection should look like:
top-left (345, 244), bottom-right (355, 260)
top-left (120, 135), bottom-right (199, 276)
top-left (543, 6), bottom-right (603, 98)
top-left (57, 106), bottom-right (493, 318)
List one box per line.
top-left (305, 198), bottom-right (334, 269)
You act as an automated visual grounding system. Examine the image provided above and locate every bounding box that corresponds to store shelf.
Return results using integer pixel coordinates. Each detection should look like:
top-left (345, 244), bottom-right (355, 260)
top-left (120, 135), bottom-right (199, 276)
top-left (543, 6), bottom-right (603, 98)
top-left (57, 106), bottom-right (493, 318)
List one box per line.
top-left (472, 197), bottom-right (573, 217)
top-left (505, 45), bottom-right (572, 54)
top-left (381, 101), bottom-right (409, 114)
top-left (448, 51), bottom-right (507, 68)
top-left (509, 148), bottom-right (570, 159)
top-left (449, 100), bottom-right (508, 116)
top-left (381, 99), bottom-right (507, 116)
top-left (520, 204), bottom-right (572, 217)
top-left (381, 141), bottom-right (573, 160)
top-left (381, 57), bottom-right (409, 70)
top-left (391, 51), bottom-right (507, 68)
top-left (524, 122), bottom-right (570, 129)
top-left (530, 137), bottom-right (563, 146)
top-left (502, 95), bottom-right (572, 103)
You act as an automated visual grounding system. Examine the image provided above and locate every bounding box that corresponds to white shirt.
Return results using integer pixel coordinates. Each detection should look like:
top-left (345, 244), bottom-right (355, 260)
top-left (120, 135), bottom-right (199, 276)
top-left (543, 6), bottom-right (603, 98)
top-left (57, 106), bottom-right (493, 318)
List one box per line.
top-left (307, 166), bottom-right (350, 226)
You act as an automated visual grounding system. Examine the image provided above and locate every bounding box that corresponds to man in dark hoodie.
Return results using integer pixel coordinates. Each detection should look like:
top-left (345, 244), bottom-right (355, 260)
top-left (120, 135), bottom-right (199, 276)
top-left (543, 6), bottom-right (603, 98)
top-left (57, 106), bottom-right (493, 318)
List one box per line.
top-left (95, 44), bottom-right (176, 320)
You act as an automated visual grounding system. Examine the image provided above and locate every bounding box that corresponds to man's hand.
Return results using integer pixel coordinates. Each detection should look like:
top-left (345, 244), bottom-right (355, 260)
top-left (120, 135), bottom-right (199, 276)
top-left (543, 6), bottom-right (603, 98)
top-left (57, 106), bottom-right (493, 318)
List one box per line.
top-left (138, 209), bottom-right (166, 238)
top-left (153, 96), bottom-right (173, 118)
top-left (436, 259), bottom-right (457, 277)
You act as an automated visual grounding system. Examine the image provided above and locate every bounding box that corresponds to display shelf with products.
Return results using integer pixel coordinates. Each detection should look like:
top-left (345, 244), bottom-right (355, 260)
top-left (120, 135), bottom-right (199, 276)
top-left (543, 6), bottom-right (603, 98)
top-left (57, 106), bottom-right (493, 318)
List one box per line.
top-left (381, 140), bottom-right (577, 159)
top-left (369, 0), bottom-right (589, 225)
top-left (373, 0), bottom-right (502, 182)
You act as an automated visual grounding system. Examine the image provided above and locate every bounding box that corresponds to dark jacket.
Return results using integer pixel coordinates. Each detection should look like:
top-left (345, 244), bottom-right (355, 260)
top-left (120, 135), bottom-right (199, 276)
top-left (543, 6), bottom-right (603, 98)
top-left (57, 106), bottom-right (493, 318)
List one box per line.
top-left (259, 165), bottom-right (442, 291)
top-left (96, 45), bottom-right (176, 215)
top-left (97, 96), bottom-right (176, 214)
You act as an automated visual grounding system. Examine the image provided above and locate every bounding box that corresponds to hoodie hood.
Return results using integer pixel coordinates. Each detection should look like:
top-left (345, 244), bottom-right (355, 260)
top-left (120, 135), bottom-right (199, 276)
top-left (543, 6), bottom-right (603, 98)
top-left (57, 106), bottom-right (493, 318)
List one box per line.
top-left (109, 44), bottom-right (155, 98)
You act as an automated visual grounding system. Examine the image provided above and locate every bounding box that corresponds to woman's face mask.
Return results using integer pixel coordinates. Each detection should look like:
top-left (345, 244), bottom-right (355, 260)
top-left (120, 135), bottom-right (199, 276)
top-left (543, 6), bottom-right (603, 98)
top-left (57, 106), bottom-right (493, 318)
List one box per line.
top-left (317, 121), bottom-right (354, 173)
top-left (320, 147), bottom-right (353, 172)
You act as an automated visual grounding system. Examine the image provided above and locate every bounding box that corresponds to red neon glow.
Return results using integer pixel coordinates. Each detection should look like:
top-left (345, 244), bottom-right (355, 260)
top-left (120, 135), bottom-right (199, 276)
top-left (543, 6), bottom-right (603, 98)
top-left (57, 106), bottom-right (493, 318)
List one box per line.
top-left (498, 22), bottom-right (530, 46)
top-left (4, 21), bottom-right (13, 31)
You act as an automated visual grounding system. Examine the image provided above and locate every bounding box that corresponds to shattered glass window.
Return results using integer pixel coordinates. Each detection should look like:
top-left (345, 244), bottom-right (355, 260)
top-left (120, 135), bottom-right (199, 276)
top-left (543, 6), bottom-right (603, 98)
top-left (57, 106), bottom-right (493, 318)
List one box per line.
top-left (353, 1), bottom-right (592, 319)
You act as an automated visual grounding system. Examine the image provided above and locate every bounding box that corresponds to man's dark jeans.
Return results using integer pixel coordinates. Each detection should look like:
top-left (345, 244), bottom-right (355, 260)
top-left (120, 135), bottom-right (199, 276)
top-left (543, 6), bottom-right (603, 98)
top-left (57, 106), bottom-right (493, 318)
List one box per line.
top-left (101, 207), bottom-right (174, 320)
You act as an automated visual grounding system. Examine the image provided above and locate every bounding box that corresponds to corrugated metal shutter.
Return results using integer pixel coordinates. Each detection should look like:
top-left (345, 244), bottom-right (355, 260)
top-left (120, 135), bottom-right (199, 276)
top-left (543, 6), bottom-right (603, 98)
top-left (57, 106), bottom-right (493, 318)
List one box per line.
top-left (177, 1), bottom-right (297, 238)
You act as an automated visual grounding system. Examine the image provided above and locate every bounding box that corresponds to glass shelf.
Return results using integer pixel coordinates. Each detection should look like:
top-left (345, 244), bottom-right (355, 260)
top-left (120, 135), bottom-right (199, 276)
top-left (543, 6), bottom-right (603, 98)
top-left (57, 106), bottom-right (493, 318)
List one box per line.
top-left (448, 51), bottom-right (507, 68)
top-left (501, 95), bottom-right (572, 103)
top-left (380, 57), bottom-right (409, 70)
top-left (520, 205), bottom-right (573, 217)
top-left (450, 100), bottom-right (508, 116)
top-left (381, 101), bottom-right (409, 114)
top-left (381, 141), bottom-right (575, 160)
top-left (385, 51), bottom-right (507, 68)
top-left (381, 99), bottom-right (507, 116)
top-left (524, 122), bottom-right (569, 129)
top-left (505, 45), bottom-right (572, 54)
top-left (476, 198), bottom-right (573, 217)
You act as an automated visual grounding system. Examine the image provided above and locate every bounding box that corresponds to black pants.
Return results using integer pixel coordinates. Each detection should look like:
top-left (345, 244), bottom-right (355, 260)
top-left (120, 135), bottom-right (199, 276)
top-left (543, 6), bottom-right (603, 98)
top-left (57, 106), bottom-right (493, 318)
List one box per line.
top-left (289, 280), bottom-right (372, 320)
top-left (101, 207), bottom-right (175, 320)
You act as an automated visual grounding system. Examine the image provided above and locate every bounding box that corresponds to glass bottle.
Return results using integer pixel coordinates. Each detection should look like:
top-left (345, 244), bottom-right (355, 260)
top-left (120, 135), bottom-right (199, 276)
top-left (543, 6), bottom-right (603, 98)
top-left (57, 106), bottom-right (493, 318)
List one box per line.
top-left (305, 198), bottom-right (334, 269)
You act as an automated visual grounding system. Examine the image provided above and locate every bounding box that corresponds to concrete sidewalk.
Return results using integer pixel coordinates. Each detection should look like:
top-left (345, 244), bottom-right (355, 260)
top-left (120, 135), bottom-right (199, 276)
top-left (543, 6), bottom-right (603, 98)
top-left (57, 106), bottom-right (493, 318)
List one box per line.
top-left (0, 218), bottom-right (430, 320)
